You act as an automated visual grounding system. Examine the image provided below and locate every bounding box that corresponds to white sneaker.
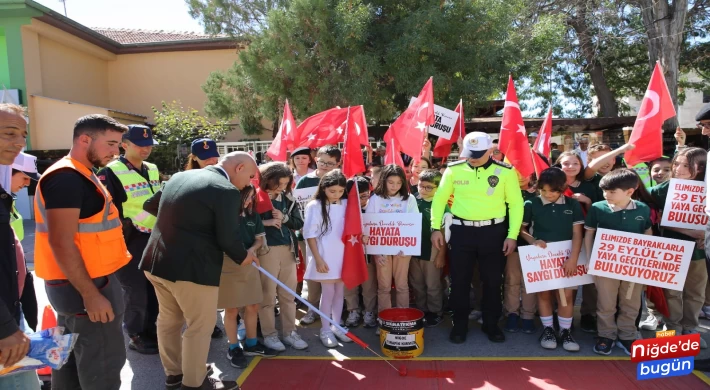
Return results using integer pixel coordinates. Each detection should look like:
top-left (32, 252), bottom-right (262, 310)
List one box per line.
top-left (345, 311), bottom-right (361, 327)
top-left (300, 311), bottom-right (317, 325)
top-left (701, 306), bottom-right (710, 319)
top-left (639, 314), bottom-right (659, 331)
top-left (283, 331), bottom-right (309, 350)
top-left (332, 327), bottom-right (353, 343)
top-left (263, 335), bottom-right (286, 352)
top-left (237, 319), bottom-right (246, 341)
top-left (319, 329), bottom-right (338, 348)
top-left (375, 327), bottom-right (380, 335)
top-left (468, 310), bottom-right (482, 320)
top-left (363, 312), bottom-right (377, 328)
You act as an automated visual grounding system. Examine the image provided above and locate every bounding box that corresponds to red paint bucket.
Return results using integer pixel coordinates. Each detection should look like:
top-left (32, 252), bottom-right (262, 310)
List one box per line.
top-left (378, 308), bottom-right (425, 359)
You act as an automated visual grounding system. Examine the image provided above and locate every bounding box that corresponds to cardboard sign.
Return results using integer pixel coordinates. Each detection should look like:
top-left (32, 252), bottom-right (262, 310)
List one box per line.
top-left (409, 97), bottom-right (459, 140)
top-left (362, 213), bottom-right (421, 256)
top-left (661, 179), bottom-right (708, 231)
top-left (588, 228), bottom-right (693, 291)
top-left (293, 186), bottom-right (317, 217)
top-left (519, 241), bottom-right (594, 294)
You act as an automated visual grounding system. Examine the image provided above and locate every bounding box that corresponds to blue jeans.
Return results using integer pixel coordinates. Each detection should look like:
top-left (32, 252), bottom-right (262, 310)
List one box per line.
top-left (0, 307), bottom-right (41, 390)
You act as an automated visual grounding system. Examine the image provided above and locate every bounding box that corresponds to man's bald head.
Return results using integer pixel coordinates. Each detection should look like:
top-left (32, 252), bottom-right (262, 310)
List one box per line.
top-left (0, 103), bottom-right (27, 165)
top-left (218, 151), bottom-right (257, 189)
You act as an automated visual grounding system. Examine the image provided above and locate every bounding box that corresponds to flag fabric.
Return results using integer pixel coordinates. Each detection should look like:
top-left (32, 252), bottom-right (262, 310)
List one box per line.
top-left (387, 77), bottom-right (434, 164)
top-left (341, 184), bottom-right (368, 289)
top-left (342, 107), bottom-right (366, 178)
top-left (623, 62), bottom-right (677, 167)
top-left (296, 107), bottom-right (350, 148)
top-left (351, 105), bottom-right (370, 146)
top-left (266, 100), bottom-right (297, 161)
top-left (531, 150), bottom-right (550, 180)
top-left (498, 75), bottom-right (534, 178)
top-left (533, 107), bottom-right (553, 158)
top-left (384, 129), bottom-right (406, 171)
top-left (251, 175), bottom-right (273, 214)
top-left (433, 99), bottom-right (464, 159)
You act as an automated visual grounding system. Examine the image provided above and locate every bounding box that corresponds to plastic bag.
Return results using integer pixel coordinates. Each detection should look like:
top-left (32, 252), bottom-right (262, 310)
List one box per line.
top-left (0, 327), bottom-right (77, 376)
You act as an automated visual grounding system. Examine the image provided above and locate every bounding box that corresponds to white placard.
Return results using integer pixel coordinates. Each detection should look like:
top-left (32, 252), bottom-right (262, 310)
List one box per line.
top-left (409, 97), bottom-right (459, 140)
top-left (588, 228), bottom-right (693, 291)
top-left (293, 186), bottom-right (318, 215)
top-left (519, 241), bottom-right (594, 294)
top-left (362, 213), bottom-right (422, 256)
top-left (661, 178), bottom-right (708, 231)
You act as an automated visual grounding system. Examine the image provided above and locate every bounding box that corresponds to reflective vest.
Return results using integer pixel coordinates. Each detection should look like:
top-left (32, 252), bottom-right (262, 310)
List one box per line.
top-left (107, 160), bottom-right (160, 233)
top-left (628, 162), bottom-right (652, 189)
top-left (10, 203), bottom-right (23, 241)
top-left (34, 156), bottom-right (131, 280)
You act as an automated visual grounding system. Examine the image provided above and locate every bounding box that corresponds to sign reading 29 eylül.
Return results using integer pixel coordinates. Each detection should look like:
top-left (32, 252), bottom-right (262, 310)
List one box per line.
top-left (588, 228), bottom-right (693, 291)
top-left (661, 178), bottom-right (708, 231)
top-left (362, 213), bottom-right (421, 256)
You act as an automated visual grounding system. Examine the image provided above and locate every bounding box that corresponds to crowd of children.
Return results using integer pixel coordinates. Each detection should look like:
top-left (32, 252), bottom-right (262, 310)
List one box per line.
top-left (216, 126), bottom-right (710, 370)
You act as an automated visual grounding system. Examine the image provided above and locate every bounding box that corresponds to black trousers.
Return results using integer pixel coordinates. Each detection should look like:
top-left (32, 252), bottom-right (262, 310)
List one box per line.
top-left (115, 231), bottom-right (158, 336)
top-left (448, 221), bottom-right (507, 330)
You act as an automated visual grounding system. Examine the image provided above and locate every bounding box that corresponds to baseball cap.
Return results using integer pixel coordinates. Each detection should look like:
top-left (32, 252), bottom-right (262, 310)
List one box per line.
top-left (460, 132), bottom-right (494, 159)
top-left (191, 138), bottom-right (220, 160)
top-left (12, 152), bottom-right (40, 180)
top-left (123, 124), bottom-right (159, 147)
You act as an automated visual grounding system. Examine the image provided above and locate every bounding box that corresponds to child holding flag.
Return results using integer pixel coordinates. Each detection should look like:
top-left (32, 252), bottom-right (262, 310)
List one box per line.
top-left (520, 168), bottom-right (584, 352)
top-left (650, 148), bottom-right (708, 348)
top-left (303, 170), bottom-right (353, 347)
top-left (585, 169), bottom-right (653, 355)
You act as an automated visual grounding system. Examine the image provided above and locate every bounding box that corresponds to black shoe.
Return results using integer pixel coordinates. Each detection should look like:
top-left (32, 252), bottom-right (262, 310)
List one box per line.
top-left (180, 376), bottom-right (239, 390)
top-left (243, 341), bottom-right (278, 357)
top-left (129, 334), bottom-right (159, 355)
top-left (211, 326), bottom-right (224, 339)
top-left (581, 314), bottom-right (597, 333)
top-left (483, 326), bottom-right (505, 343)
top-left (593, 337), bottom-right (614, 355)
top-left (615, 339), bottom-right (634, 356)
top-left (166, 365), bottom-right (215, 390)
top-left (424, 313), bottom-right (443, 328)
top-left (449, 324), bottom-right (467, 344)
top-left (227, 347), bottom-right (248, 369)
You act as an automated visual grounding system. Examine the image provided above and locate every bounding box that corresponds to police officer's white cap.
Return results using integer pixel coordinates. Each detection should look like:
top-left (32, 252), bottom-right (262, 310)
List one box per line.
top-left (460, 132), bottom-right (493, 159)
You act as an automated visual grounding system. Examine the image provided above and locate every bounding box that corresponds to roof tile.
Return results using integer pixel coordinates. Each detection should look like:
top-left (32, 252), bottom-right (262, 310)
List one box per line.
top-left (91, 28), bottom-right (229, 44)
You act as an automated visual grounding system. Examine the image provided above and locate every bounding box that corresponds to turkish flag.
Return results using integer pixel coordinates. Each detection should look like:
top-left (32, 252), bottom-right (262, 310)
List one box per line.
top-left (266, 100), bottom-right (297, 161)
top-left (341, 185), bottom-right (368, 289)
top-left (533, 107), bottom-right (553, 159)
top-left (251, 175), bottom-right (273, 214)
top-left (498, 76), bottom-right (534, 178)
top-left (350, 105), bottom-right (370, 146)
top-left (433, 99), bottom-right (464, 159)
top-left (342, 107), bottom-right (366, 178)
top-left (532, 150), bottom-right (550, 180)
top-left (296, 107), bottom-right (349, 148)
top-left (384, 129), bottom-right (406, 171)
top-left (387, 77), bottom-right (434, 164)
top-left (623, 62), bottom-right (676, 167)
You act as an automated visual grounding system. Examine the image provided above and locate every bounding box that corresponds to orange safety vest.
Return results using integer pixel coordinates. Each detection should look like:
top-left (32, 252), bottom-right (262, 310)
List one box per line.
top-left (34, 156), bottom-right (132, 280)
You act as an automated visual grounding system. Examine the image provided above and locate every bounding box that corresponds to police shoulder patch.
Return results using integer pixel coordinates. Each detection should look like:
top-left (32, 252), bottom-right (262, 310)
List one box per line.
top-left (491, 160), bottom-right (513, 169)
top-left (448, 160), bottom-right (467, 167)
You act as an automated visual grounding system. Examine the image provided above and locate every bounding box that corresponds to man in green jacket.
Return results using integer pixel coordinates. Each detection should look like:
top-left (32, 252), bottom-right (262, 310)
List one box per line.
top-left (140, 151), bottom-right (258, 390)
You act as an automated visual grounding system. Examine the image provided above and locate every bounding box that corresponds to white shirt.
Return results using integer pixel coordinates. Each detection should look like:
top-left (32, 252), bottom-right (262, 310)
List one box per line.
top-left (365, 193), bottom-right (419, 214)
top-left (575, 149), bottom-right (589, 168)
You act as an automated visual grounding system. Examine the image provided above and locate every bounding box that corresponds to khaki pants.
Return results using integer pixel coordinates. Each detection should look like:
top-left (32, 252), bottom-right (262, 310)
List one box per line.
top-left (344, 262), bottom-right (379, 312)
top-left (376, 255), bottom-right (411, 311)
top-left (146, 272), bottom-right (218, 388)
top-left (581, 283), bottom-right (598, 317)
top-left (503, 252), bottom-right (536, 319)
top-left (595, 276), bottom-right (643, 341)
top-left (665, 260), bottom-right (708, 333)
top-left (409, 253), bottom-right (443, 314)
top-left (299, 241), bottom-right (321, 309)
top-left (258, 245), bottom-right (297, 337)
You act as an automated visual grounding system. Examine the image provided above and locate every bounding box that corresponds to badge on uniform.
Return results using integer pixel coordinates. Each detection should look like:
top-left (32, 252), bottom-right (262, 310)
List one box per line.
top-left (488, 175), bottom-right (499, 188)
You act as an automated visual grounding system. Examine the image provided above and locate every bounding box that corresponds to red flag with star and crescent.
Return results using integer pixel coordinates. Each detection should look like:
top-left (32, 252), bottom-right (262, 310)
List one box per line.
top-left (387, 77), bottom-right (434, 164)
top-left (296, 107), bottom-right (350, 148)
top-left (266, 100), bottom-right (297, 162)
top-left (342, 107), bottom-right (366, 178)
top-left (341, 184), bottom-right (368, 289)
top-left (383, 129), bottom-right (406, 171)
top-left (531, 107), bottom-right (553, 178)
top-left (623, 62), bottom-right (676, 167)
top-left (498, 75), bottom-right (534, 178)
top-left (433, 99), bottom-right (463, 159)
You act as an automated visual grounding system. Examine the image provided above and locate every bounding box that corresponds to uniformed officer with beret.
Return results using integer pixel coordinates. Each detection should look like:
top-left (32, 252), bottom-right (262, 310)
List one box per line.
top-left (431, 132), bottom-right (524, 344)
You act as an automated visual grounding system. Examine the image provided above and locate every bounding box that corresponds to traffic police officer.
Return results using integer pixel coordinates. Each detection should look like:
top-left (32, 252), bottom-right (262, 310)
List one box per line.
top-left (98, 124), bottom-right (161, 354)
top-left (431, 132), bottom-right (524, 344)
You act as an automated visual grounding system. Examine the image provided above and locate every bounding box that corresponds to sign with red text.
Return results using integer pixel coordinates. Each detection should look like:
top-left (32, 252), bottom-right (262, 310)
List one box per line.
top-left (661, 179), bottom-right (708, 231)
top-left (588, 228), bottom-right (693, 291)
top-left (362, 213), bottom-right (421, 256)
top-left (409, 97), bottom-right (459, 140)
top-left (519, 240), bottom-right (594, 294)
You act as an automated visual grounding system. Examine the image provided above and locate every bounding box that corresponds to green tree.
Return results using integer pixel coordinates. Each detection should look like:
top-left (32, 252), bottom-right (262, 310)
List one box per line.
top-left (149, 101), bottom-right (232, 174)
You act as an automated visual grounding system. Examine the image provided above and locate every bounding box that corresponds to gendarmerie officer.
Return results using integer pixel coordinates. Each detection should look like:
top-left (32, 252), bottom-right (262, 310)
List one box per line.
top-left (431, 132), bottom-right (524, 344)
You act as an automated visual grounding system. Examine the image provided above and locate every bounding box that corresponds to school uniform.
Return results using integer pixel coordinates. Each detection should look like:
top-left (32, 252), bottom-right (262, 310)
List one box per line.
top-left (651, 181), bottom-right (707, 334)
top-left (408, 196), bottom-right (445, 315)
top-left (344, 208), bottom-right (378, 314)
top-left (572, 176), bottom-right (602, 321)
top-left (217, 212), bottom-right (266, 309)
top-left (302, 200), bottom-right (346, 282)
top-left (295, 173), bottom-right (323, 310)
top-left (504, 190), bottom-right (539, 321)
top-left (585, 200), bottom-right (651, 341)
